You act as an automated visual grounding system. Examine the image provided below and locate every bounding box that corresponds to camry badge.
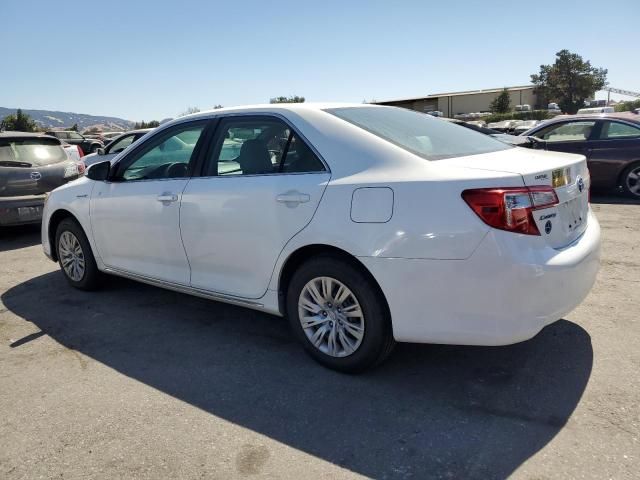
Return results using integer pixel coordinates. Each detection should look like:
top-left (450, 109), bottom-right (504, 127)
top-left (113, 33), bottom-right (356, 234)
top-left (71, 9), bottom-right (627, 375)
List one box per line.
top-left (577, 176), bottom-right (585, 193)
top-left (30, 172), bottom-right (42, 180)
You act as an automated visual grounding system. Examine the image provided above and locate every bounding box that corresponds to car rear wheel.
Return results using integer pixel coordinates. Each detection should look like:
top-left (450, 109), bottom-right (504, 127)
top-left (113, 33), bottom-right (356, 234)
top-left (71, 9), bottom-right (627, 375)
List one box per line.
top-left (55, 218), bottom-right (101, 290)
top-left (622, 163), bottom-right (640, 199)
top-left (286, 255), bottom-right (395, 373)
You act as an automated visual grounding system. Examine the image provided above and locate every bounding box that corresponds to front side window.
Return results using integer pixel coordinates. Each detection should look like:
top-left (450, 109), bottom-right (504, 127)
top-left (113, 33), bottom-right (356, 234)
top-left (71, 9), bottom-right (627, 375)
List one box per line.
top-left (117, 123), bottom-right (205, 181)
top-left (107, 134), bottom-right (135, 154)
top-left (68, 132), bottom-right (84, 141)
top-left (325, 106), bottom-right (511, 160)
top-left (600, 121), bottom-right (640, 139)
top-left (535, 121), bottom-right (596, 142)
top-left (206, 117), bottom-right (325, 176)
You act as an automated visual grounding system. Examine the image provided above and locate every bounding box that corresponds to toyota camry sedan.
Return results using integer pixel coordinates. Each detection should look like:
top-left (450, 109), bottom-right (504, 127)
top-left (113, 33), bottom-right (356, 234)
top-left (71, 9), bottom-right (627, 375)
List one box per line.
top-left (42, 104), bottom-right (601, 372)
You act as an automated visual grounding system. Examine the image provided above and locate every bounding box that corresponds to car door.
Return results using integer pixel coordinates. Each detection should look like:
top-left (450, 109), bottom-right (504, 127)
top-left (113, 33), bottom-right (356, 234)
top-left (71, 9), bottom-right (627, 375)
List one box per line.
top-left (180, 115), bottom-right (331, 299)
top-left (585, 120), bottom-right (640, 188)
top-left (90, 120), bottom-right (209, 285)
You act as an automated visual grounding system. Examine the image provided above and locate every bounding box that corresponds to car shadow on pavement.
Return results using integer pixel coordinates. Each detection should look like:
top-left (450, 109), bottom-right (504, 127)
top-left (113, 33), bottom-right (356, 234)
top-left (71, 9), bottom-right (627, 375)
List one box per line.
top-left (0, 225), bottom-right (41, 252)
top-left (590, 191), bottom-right (640, 205)
top-left (2, 272), bottom-right (593, 479)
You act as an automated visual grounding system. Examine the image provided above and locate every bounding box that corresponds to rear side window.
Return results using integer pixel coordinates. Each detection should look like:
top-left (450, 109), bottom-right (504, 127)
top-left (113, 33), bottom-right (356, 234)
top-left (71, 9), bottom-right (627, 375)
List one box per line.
top-left (0, 138), bottom-right (67, 166)
top-left (600, 121), bottom-right (640, 139)
top-left (325, 106), bottom-right (511, 160)
top-left (205, 117), bottom-right (325, 176)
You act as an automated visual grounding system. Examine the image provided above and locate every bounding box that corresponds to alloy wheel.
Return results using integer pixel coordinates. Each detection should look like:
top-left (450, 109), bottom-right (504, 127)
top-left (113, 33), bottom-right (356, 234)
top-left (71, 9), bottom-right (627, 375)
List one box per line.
top-left (626, 165), bottom-right (640, 197)
top-left (298, 276), bottom-right (365, 357)
top-left (58, 231), bottom-right (85, 282)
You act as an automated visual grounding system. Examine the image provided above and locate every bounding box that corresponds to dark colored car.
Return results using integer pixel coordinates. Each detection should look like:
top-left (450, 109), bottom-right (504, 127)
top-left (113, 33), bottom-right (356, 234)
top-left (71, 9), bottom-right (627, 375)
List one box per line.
top-left (44, 130), bottom-right (103, 154)
top-left (522, 114), bottom-right (640, 198)
top-left (0, 132), bottom-right (81, 226)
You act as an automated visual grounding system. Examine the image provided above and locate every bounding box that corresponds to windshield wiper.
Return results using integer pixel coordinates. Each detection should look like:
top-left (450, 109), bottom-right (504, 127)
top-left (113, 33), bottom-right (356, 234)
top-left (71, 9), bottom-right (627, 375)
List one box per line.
top-left (0, 160), bottom-right (32, 168)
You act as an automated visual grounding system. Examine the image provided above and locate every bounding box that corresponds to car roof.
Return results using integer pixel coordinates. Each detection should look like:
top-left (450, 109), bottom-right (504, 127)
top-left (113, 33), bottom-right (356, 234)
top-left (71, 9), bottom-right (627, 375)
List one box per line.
top-left (180, 102), bottom-right (381, 119)
top-left (542, 112), bottom-right (640, 124)
top-left (0, 131), bottom-right (62, 142)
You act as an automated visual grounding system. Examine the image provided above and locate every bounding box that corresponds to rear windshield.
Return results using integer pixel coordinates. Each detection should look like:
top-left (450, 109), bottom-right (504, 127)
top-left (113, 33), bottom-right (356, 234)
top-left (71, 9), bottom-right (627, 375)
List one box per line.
top-left (326, 106), bottom-right (511, 160)
top-left (0, 138), bottom-right (67, 166)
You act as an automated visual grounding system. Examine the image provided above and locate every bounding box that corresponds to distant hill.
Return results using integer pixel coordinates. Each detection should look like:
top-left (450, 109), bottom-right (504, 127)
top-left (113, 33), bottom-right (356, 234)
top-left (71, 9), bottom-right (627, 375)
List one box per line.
top-left (0, 107), bottom-right (134, 131)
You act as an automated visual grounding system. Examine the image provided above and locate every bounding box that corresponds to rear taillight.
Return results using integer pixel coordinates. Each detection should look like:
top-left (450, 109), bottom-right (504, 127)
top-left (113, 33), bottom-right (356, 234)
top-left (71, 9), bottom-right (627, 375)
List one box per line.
top-left (462, 186), bottom-right (559, 235)
top-left (76, 145), bottom-right (84, 158)
top-left (77, 161), bottom-right (86, 175)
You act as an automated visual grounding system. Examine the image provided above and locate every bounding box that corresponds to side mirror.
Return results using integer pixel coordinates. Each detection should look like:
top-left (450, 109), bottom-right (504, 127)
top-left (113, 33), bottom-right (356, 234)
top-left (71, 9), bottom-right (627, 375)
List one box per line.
top-left (86, 160), bottom-right (111, 181)
top-left (97, 148), bottom-right (105, 155)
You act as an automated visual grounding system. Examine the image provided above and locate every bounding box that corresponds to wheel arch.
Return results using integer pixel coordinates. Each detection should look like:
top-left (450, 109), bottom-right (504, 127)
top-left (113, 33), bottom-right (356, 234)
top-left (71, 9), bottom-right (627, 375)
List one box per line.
top-left (277, 244), bottom-right (391, 319)
top-left (48, 209), bottom-right (79, 261)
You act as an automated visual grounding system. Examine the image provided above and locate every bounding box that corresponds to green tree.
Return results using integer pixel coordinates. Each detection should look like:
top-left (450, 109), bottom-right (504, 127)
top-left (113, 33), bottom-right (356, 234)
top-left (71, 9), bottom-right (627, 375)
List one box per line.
top-left (269, 95), bottom-right (305, 104)
top-left (133, 120), bottom-right (160, 129)
top-left (1, 109), bottom-right (37, 132)
top-left (531, 50), bottom-right (608, 114)
top-left (490, 88), bottom-right (512, 113)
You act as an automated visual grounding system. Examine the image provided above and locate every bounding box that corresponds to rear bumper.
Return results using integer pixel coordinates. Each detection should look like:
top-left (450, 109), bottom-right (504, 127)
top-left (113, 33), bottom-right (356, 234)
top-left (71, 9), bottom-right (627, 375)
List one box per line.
top-left (359, 210), bottom-right (601, 345)
top-left (0, 194), bottom-right (46, 226)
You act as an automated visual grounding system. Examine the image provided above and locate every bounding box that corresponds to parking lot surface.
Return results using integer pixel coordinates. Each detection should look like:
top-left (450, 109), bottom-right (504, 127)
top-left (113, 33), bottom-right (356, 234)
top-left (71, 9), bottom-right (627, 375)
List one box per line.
top-left (0, 196), bottom-right (638, 480)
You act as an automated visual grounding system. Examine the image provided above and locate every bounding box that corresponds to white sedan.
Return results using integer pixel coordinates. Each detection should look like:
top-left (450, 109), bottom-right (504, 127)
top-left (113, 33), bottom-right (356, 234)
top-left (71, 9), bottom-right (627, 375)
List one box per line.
top-left (41, 104), bottom-right (601, 372)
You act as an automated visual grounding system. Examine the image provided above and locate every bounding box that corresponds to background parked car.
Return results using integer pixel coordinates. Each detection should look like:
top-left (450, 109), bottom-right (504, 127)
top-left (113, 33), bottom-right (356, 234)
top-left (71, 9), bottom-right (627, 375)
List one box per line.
top-left (60, 141), bottom-right (84, 163)
top-left (442, 118), bottom-right (539, 147)
top-left (487, 120), bottom-right (518, 133)
top-left (513, 120), bottom-right (540, 135)
top-left (522, 113), bottom-right (640, 197)
top-left (45, 130), bottom-right (103, 154)
top-left (82, 128), bottom-right (154, 166)
top-left (0, 132), bottom-right (83, 226)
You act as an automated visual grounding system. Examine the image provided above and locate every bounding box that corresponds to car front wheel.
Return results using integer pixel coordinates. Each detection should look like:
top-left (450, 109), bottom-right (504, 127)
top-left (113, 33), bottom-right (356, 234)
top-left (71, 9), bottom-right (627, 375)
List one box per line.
top-left (55, 218), bottom-right (101, 290)
top-left (286, 255), bottom-right (395, 373)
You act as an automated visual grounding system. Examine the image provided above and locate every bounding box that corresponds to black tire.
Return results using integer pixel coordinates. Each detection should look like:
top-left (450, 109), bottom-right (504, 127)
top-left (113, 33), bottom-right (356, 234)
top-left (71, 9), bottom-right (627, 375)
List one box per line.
top-left (55, 218), bottom-right (101, 290)
top-left (621, 162), bottom-right (640, 199)
top-left (286, 255), bottom-right (395, 373)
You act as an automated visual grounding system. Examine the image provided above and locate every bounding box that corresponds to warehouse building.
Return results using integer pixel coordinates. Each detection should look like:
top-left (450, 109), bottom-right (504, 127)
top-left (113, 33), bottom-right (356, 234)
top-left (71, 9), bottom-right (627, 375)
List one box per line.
top-left (374, 85), bottom-right (538, 117)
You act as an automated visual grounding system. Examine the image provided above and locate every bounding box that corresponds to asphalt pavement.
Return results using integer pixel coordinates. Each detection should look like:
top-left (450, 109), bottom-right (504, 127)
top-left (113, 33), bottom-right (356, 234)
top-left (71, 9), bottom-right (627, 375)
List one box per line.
top-left (0, 194), bottom-right (638, 479)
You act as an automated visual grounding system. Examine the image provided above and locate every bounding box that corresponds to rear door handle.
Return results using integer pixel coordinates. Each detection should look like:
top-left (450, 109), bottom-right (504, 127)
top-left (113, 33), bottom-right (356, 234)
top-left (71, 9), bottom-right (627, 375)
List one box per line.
top-left (276, 191), bottom-right (310, 205)
top-left (157, 193), bottom-right (178, 203)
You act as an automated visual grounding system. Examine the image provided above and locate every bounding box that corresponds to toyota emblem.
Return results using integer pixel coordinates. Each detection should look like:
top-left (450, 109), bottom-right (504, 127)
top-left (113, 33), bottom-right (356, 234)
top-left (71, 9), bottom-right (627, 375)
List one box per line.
top-left (577, 176), bottom-right (584, 193)
top-left (30, 172), bottom-right (42, 180)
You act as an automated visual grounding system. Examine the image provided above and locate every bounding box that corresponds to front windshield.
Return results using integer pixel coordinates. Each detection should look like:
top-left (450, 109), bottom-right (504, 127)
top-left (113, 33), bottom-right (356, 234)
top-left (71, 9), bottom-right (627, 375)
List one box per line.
top-left (325, 106), bottom-right (511, 160)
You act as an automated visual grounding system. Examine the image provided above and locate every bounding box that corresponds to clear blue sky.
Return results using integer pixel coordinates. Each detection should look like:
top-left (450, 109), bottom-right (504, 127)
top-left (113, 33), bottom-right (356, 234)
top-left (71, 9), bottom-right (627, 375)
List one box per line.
top-left (2, 0), bottom-right (638, 121)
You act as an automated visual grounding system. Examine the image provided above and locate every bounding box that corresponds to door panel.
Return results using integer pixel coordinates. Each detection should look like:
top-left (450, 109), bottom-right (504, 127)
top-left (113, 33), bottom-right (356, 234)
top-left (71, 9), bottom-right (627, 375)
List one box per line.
top-left (180, 173), bottom-right (330, 298)
top-left (91, 179), bottom-right (191, 283)
top-left (587, 121), bottom-right (640, 188)
top-left (90, 121), bottom-right (208, 284)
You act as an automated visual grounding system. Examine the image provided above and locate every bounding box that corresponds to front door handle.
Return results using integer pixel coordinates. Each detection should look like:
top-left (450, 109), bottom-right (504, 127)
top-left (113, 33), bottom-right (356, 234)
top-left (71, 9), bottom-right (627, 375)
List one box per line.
top-left (276, 190), bottom-right (310, 206)
top-left (157, 193), bottom-right (178, 203)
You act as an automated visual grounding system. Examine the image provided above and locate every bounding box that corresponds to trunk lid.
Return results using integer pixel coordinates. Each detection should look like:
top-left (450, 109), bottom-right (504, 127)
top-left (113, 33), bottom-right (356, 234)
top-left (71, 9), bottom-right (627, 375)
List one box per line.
top-left (445, 148), bottom-right (590, 249)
